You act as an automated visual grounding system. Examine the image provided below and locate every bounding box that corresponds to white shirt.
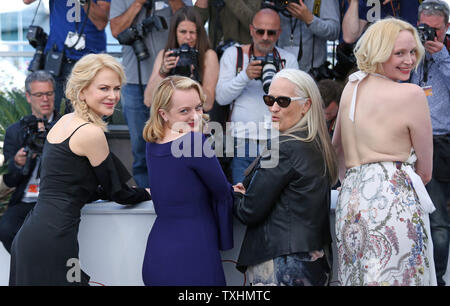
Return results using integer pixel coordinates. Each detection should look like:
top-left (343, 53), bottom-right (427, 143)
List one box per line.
top-left (215, 46), bottom-right (299, 140)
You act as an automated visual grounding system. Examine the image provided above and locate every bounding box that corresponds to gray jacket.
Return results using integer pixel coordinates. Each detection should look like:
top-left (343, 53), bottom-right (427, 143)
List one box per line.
top-left (277, 0), bottom-right (340, 72)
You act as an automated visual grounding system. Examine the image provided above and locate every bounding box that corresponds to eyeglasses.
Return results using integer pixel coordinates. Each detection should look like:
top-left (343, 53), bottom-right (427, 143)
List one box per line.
top-left (263, 95), bottom-right (307, 108)
top-left (29, 91), bottom-right (54, 98)
top-left (252, 26), bottom-right (278, 37)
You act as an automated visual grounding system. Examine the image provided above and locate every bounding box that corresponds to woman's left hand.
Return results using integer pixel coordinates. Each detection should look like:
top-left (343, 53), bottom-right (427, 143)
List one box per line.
top-left (233, 183), bottom-right (246, 194)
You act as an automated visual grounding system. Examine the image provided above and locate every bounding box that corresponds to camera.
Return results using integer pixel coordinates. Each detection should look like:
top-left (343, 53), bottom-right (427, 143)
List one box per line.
top-left (20, 115), bottom-right (51, 176)
top-left (26, 25), bottom-right (48, 72)
top-left (417, 23), bottom-right (437, 44)
top-left (117, 13), bottom-right (168, 61)
top-left (309, 61), bottom-right (334, 82)
top-left (261, 0), bottom-right (296, 15)
top-left (252, 53), bottom-right (283, 93)
top-left (169, 43), bottom-right (200, 81)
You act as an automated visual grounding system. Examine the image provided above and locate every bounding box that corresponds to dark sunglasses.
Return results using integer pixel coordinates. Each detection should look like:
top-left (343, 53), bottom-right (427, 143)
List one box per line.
top-left (252, 26), bottom-right (278, 37)
top-left (263, 95), bottom-right (307, 108)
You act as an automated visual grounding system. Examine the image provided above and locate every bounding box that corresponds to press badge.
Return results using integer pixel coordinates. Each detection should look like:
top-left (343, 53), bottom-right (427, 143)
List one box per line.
top-left (65, 31), bottom-right (86, 50)
top-left (422, 85), bottom-right (433, 97)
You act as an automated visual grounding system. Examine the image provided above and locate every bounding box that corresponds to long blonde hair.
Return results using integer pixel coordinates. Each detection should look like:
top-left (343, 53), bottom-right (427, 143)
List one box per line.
top-left (354, 18), bottom-right (425, 74)
top-left (272, 69), bottom-right (338, 184)
top-left (143, 75), bottom-right (207, 143)
top-left (65, 53), bottom-right (126, 131)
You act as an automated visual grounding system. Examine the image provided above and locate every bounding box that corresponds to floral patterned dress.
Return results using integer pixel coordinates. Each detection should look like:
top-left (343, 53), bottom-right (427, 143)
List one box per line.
top-left (335, 152), bottom-right (437, 286)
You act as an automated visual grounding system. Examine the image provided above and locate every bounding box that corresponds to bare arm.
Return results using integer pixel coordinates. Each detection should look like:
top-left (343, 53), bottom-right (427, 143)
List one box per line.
top-left (405, 86), bottom-right (433, 185)
top-left (110, 0), bottom-right (146, 38)
top-left (168, 0), bottom-right (185, 14)
top-left (82, 0), bottom-right (110, 31)
top-left (144, 50), bottom-right (167, 107)
top-left (69, 124), bottom-right (110, 167)
top-left (342, 0), bottom-right (366, 43)
top-left (201, 50), bottom-right (219, 112)
top-left (23, 0), bottom-right (36, 4)
top-left (194, 0), bottom-right (208, 8)
top-left (332, 105), bottom-right (346, 183)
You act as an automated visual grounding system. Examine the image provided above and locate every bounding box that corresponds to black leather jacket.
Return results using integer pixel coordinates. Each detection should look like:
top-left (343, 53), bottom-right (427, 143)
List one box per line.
top-left (233, 131), bottom-right (332, 272)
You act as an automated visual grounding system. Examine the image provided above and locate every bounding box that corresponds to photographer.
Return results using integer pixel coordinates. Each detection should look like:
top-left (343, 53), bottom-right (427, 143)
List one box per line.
top-left (0, 71), bottom-right (60, 254)
top-left (271, 0), bottom-right (340, 78)
top-left (410, 0), bottom-right (450, 286)
top-left (215, 8), bottom-right (298, 184)
top-left (23, 0), bottom-right (111, 113)
top-left (144, 6), bottom-right (218, 111)
top-left (193, 0), bottom-right (261, 49)
top-left (110, 0), bottom-right (191, 188)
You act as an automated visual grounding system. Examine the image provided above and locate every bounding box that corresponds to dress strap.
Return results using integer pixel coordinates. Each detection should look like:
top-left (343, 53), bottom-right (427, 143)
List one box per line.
top-left (68, 122), bottom-right (90, 138)
top-left (347, 71), bottom-right (369, 122)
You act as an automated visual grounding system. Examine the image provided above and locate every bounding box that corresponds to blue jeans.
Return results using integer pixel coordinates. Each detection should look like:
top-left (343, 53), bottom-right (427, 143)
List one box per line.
top-left (231, 138), bottom-right (265, 185)
top-left (121, 83), bottom-right (149, 188)
top-left (426, 177), bottom-right (450, 286)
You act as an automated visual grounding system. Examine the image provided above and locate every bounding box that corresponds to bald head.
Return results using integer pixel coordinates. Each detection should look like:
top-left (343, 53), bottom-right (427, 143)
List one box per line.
top-left (252, 8), bottom-right (281, 27)
top-left (250, 8), bottom-right (281, 55)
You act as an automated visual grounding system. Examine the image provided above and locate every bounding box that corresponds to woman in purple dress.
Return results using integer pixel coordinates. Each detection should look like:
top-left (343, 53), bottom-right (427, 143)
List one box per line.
top-left (142, 75), bottom-right (233, 286)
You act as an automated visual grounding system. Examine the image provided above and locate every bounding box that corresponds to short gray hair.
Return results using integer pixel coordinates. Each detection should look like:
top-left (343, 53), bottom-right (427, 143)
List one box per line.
top-left (25, 70), bottom-right (55, 93)
top-left (419, 0), bottom-right (450, 24)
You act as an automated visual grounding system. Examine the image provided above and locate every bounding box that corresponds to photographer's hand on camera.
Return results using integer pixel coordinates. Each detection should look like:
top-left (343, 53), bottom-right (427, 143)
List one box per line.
top-left (159, 50), bottom-right (179, 77)
top-left (246, 60), bottom-right (263, 80)
top-left (424, 38), bottom-right (445, 55)
top-left (14, 148), bottom-right (28, 168)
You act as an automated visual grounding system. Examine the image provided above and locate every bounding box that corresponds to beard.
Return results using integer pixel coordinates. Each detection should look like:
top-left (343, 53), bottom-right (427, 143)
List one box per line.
top-left (254, 40), bottom-right (276, 55)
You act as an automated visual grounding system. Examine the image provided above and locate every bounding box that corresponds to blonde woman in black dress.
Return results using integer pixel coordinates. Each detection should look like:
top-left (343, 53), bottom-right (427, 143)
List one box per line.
top-left (9, 54), bottom-right (150, 286)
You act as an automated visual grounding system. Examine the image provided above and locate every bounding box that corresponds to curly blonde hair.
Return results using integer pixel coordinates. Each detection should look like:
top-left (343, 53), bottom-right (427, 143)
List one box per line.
top-left (354, 18), bottom-right (425, 74)
top-left (65, 53), bottom-right (126, 131)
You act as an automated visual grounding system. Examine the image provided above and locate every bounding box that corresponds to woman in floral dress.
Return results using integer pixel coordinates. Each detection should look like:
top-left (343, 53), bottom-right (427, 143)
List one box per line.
top-left (332, 18), bottom-right (437, 286)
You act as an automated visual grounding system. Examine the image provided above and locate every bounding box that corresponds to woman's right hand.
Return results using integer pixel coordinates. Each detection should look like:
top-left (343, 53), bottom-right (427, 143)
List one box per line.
top-left (159, 50), bottom-right (179, 77)
top-left (233, 183), bottom-right (246, 194)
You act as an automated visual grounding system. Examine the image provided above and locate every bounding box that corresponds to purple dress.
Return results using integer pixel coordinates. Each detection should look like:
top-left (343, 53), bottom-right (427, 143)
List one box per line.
top-left (142, 132), bottom-right (233, 286)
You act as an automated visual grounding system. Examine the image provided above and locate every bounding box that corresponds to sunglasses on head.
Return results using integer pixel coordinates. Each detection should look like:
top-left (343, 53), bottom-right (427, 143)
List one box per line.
top-left (263, 95), bottom-right (307, 108)
top-left (421, 2), bottom-right (449, 14)
top-left (252, 26), bottom-right (278, 37)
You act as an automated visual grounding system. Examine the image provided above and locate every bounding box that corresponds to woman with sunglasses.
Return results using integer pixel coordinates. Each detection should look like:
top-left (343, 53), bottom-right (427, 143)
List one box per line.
top-left (144, 6), bottom-right (218, 112)
top-left (233, 69), bottom-right (338, 286)
top-left (333, 18), bottom-right (436, 286)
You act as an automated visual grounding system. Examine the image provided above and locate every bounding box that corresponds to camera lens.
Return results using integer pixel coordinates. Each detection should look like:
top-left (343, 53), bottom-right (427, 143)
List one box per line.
top-left (261, 63), bottom-right (277, 94)
top-left (132, 40), bottom-right (149, 61)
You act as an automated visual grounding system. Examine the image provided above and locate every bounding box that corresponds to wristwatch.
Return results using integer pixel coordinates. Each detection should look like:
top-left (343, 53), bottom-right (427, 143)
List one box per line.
top-left (78, 0), bottom-right (89, 5)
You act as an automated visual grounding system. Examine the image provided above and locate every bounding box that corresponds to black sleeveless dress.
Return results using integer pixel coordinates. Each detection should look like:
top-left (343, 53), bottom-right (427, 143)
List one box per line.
top-left (9, 123), bottom-right (150, 286)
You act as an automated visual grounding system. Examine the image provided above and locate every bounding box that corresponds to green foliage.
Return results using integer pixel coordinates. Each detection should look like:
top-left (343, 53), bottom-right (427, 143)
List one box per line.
top-left (0, 89), bottom-right (31, 142)
top-left (0, 89), bottom-right (30, 215)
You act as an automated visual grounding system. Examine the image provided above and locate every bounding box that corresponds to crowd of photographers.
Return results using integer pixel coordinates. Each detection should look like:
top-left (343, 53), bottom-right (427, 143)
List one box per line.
top-left (0, 0), bottom-right (448, 285)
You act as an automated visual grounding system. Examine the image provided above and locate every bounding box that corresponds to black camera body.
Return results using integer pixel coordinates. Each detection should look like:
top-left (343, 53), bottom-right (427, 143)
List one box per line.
top-left (27, 25), bottom-right (48, 72)
top-left (309, 61), bottom-right (334, 82)
top-left (20, 115), bottom-right (51, 176)
top-left (418, 23), bottom-right (437, 44)
top-left (252, 53), bottom-right (283, 93)
top-left (169, 43), bottom-right (200, 81)
top-left (117, 13), bottom-right (168, 61)
top-left (261, 0), bottom-right (296, 14)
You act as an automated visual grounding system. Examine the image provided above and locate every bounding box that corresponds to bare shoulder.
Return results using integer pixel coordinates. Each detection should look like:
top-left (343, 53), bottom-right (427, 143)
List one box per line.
top-left (205, 49), bottom-right (218, 61)
top-left (69, 124), bottom-right (108, 156)
top-left (397, 82), bottom-right (427, 106)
